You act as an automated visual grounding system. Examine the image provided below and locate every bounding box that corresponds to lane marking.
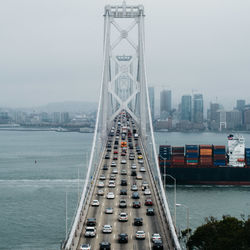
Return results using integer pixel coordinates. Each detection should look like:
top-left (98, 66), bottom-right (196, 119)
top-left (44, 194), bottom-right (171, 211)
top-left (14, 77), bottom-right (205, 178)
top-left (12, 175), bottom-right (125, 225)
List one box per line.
top-left (148, 231), bottom-right (152, 248)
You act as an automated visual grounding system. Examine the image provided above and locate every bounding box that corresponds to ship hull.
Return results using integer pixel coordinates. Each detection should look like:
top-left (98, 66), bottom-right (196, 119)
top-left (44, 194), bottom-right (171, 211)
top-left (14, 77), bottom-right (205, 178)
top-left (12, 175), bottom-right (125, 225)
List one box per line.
top-left (161, 166), bottom-right (250, 185)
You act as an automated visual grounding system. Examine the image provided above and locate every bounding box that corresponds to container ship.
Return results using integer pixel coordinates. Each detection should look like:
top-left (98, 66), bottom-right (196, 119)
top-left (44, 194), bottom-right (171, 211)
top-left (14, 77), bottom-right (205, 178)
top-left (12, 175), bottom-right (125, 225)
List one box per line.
top-left (158, 134), bottom-right (250, 185)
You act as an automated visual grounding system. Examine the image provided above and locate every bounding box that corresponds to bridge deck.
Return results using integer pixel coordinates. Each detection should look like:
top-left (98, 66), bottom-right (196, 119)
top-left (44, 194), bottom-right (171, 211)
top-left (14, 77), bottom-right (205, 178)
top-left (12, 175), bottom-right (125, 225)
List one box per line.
top-left (77, 117), bottom-right (173, 250)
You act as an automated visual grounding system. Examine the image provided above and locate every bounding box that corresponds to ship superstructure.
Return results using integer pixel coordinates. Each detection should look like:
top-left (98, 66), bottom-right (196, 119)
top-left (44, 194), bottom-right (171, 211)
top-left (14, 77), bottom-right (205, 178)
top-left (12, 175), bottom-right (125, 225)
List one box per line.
top-left (228, 134), bottom-right (245, 167)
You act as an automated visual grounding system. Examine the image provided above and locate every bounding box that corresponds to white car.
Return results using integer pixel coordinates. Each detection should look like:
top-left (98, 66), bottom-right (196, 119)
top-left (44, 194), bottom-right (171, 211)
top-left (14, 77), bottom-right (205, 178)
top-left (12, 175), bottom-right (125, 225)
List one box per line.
top-left (144, 189), bottom-right (151, 195)
top-left (99, 175), bottom-right (106, 180)
top-left (136, 174), bottom-right (143, 180)
top-left (111, 161), bottom-right (117, 167)
top-left (131, 164), bottom-right (137, 169)
top-left (121, 159), bottom-right (127, 164)
top-left (85, 227), bottom-right (96, 237)
top-left (80, 244), bottom-right (91, 250)
top-left (91, 200), bottom-right (100, 207)
top-left (131, 185), bottom-right (138, 191)
top-left (97, 181), bottom-right (105, 188)
top-left (112, 168), bottom-right (118, 174)
top-left (136, 230), bottom-right (146, 239)
top-left (105, 207), bottom-right (113, 214)
top-left (138, 159), bottom-right (144, 164)
top-left (118, 212), bottom-right (128, 221)
top-left (102, 224), bottom-right (112, 233)
top-left (151, 233), bottom-right (161, 243)
top-left (140, 167), bottom-right (146, 172)
top-left (107, 192), bottom-right (115, 199)
top-left (108, 180), bottom-right (116, 188)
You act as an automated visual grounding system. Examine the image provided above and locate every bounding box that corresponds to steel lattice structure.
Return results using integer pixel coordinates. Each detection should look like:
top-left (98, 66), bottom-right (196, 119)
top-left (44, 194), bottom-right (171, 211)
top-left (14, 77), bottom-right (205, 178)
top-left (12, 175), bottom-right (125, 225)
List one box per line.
top-left (63, 2), bottom-right (181, 250)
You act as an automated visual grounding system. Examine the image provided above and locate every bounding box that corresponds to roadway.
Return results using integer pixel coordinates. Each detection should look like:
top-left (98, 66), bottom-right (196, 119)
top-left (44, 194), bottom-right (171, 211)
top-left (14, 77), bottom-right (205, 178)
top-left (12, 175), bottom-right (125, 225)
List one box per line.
top-left (77, 117), bottom-right (170, 250)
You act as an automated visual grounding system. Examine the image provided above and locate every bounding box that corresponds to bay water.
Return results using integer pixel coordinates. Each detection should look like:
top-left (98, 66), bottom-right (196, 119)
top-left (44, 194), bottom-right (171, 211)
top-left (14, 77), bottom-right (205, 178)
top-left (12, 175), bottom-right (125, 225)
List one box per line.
top-left (0, 131), bottom-right (250, 249)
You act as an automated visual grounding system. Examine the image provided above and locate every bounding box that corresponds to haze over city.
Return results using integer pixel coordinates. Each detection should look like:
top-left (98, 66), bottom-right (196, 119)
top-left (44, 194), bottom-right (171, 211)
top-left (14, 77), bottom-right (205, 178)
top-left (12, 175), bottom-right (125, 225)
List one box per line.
top-left (1, 0), bottom-right (250, 109)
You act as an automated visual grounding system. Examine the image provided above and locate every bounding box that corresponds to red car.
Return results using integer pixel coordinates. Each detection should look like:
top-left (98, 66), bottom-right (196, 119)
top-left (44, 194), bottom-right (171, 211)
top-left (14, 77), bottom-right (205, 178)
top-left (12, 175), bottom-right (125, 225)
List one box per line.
top-left (113, 156), bottom-right (118, 160)
top-left (114, 151), bottom-right (118, 154)
top-left (145, 198), bottom-right (153, 206)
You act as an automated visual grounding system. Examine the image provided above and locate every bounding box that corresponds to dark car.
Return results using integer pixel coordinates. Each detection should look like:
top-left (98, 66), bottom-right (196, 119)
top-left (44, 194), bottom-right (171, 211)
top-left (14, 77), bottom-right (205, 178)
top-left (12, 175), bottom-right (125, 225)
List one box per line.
top-left (100, 241), bottom-right (111, 250)
top-left (121, 179), bottom-right (127, 186)
top-left (113, 145), bottom-right (118, 149)
top-left (146, 208), bottom-right (155, 216)
top-left (107, 148), bottom-right (111, 152)
top-left (86, 218), bottom-right (96, 226)
top-left (132, 192), bottom-right (140, 199)
top-left (118, 233), bottom-right (128, 243)
top-left (104, 154), bottom-right (110, 159)
top-left (119, 199), bottom-right (127, 208)
top-left (153, 239), bottom-right (163, 249)
top-left (120, 189), bottom-right (127, 195)
top-left (132, 201), bottom-right (141, 208)
top-left (131, 170), bottom-right (137, 176)
top-left (134, 217), bottom-right (143, 226)
top-left (103, 164), bottom-right (108, 170)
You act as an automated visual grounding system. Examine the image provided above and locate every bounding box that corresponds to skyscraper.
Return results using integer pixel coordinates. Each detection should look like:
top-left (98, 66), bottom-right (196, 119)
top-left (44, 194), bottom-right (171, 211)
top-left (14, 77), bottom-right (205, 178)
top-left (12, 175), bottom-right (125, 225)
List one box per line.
top-left (160, 90), bottom-right (171, 120)
top-left (148, 87), bottom-right (155, 121)
top-left (210, 103), bottom-right (220, 122)
top-left (236, 99), bottom-right (245, 111)
top-left (193, 94), bottom-right (203, 123)
top-left (181, 95), bottom-right (192, 121)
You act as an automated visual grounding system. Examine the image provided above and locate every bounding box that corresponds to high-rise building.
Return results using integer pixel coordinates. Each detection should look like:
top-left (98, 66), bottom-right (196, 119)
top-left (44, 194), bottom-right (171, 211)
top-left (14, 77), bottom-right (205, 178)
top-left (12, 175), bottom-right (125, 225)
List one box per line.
top-left (193, 94), bottom-right (203, 123)
top-left (160, 90), bottom-right (171, 120)
top-left (148, 87), bottom-right (155, 121)
top-left (236, 99), bottom-right (245, 111)
top-left (181, 95), bottom-right (192, 121)
top-left (61, 112), bottom-right (70, 124)
top-left (226, 110), bottom-right (242, 130)
top-left (210, 103), bottom-right (220, 122)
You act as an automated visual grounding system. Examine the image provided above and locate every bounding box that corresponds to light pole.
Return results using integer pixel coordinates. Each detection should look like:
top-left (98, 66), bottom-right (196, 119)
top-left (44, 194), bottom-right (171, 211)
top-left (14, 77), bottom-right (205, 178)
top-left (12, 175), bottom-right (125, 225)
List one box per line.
top-left (166, 174), bottom-right (176, 228)
top-left (176, 203), bottom-right (190, 240)
top-left (159, 155), bottom-right (166, 189)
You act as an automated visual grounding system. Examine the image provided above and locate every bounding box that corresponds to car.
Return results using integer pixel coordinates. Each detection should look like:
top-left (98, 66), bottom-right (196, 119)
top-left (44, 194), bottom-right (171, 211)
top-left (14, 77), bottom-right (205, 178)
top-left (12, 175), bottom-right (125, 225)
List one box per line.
top-left (91, 200), bottom-right (99, 207)
top-left (121, 169), bottom-right (127, 175)
top-left (112, 168), bottom-right (118, 174)
top-left (118, 212), bottom-right (128, 222)
top-left (102, 224), bottom-right (112, 233)
top-left (114, 151), bottom-right (118, 154)
top-left (109, 174), bottom-right (116, 180)
top-left (136, 174), bottom-right (142, 180)
top-left (99, 175), bottom-right (106, 180)
top-left (120, 189), bottom-right (127, 195)
top-left (119, 199), bottom-right (127, 208)
top-left (144, 189), bottom-right (151, 195)
top-left (142, 181), bottom-right (149, 190)
top-left (118, 233), bottom-right (128, 243)
top-left (99, 241), bottom-right (111, 250)
top-left (134, 217), bottom-right (143, 226)
top-left (121, 179), bottom-right (127, 186)
top-left (129, 155), bottom-right (135, 160)
top-left (85, 227), bottom-right (96, 237)
top-left (103, 164), bottom-right (108, 170)
top-left (86, 218), bottom-right (96, 226)
top-left (113, 145), bottom-right (118, 149)
top-left (136, 230), bottom-right (146, 239)
top-left (131, 170), bottom-right (137, 176)
top-left (151, 233), bottom-right (162, 243)
top-left (132, 201), bottom-right (141, 208)
top-left (138, 155), bottom-right (143, 159)
top-left (104, 154), bottom-right (110, 159)
top-left (145, 198), bottom-right (153, 206)
top-left (146, 208), bottom-right (155, 216)
top-left (107, 148), bottom-right (111, 152)
top-left (140, 167), bottom-right (146, 172)
top-left (108, 180), bottom-right (116, 188)
top-left (138, 159), bottom-right (144, 164)
top-left (113, 156), bottom-right (118, 160)
top-left (105, 207), bottom-right (113, 214)
top-left (153, 239), bottom-right (163, 249)
top-left (107, 192), bottom-right (115, 199)
top-left (121, 152), bottom-right (126, 156)
top-left (121, 159), bottom-right (127, 164)
top-left (132, 192), bottom-right (140, 199)
top-left (131, 163), bottom-right (137, 169)
top-left (97, 181), bottom-right (105, 188)
top-left (97, 189), bottom-right (104, 196)
top-left (111, 161), bottom-right (116, 167)
top-left (131, 184), bottom-right (138, 191)
top-left (80, 243), bottom-right (91, 250)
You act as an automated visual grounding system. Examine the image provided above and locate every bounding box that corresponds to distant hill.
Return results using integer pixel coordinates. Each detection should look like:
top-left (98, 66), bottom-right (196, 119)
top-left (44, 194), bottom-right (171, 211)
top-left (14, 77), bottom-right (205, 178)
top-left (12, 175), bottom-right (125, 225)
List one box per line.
top-left (36, 101), bottom-right (98, 113)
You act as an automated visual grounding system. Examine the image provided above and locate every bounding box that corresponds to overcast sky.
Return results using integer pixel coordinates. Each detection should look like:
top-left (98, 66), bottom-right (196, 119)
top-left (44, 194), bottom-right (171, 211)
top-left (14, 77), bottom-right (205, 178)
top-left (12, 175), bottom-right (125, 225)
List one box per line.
top-left (0, 0), bottom-right (250, 109)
